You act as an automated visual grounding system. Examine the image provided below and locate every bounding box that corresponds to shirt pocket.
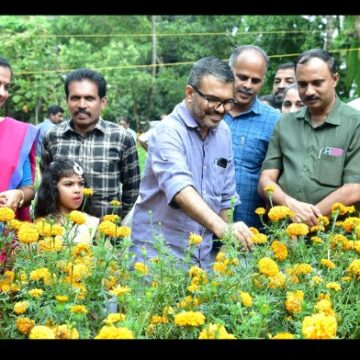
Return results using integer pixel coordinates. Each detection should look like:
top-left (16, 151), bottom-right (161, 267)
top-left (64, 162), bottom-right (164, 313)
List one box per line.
top-left (314, 155), bottom-right (344, 187)
top-left (211, 158), bottom-right (231, 196)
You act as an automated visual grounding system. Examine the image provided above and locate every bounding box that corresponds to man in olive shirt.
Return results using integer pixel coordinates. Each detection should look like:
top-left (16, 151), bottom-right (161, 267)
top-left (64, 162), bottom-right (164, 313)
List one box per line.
top-left (258, 49), bottom-right (360, 226)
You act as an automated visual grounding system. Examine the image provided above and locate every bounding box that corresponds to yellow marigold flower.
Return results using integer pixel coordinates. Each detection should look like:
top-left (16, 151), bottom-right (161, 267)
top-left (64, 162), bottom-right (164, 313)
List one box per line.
top-left (286, 223), bottom-right (309, 237)
top-left (82, 188), bottom-right (94, 196)
top-left (270, 241), bottom-right (288, 261)
top-left (189, 232), bottom-right (203, 245)
top-left (14, 301), bottom-right (30, 314)
top-left (255, 207), bottom-right (266, 215)
top-left (150, 315), bottom-right (168, 325)
top-left (215, 251), bottom-right (226, 262)
top-left (198, 324), bottom-right (236, 339)
top-left (110, 200), bottom-right (121, 207)
top-left (16, 317), bottom-right (35, 335)
top-left (239, 292), bottom-right (253, 307)
top-left (251, 233), bottom-right (268, 245)
top-left (102, 214), bottom-right (120, 223)
top-left (70, 305), bottom-right (88, 314)
top-left (320, 258), bottom-right (336, 269)
top-left (318, 215), bottom-right (330, 226)
top-left (355, 225), bottom-right (360, 240)
top-left (28, 288), bottom-right (44, 298)
top-left (95, 326), bottom-right (134, 339)
top-left (109, 285), bottom-right (131, 297)
top-left (8, 218), bottom-right (22, 230)
top-left (174, 311), bottom-right (205, 327)
top-left (54, 325), bottom-right (80, 339)
top-left (271, 332), bottom-right (295, 339)
top-left (69, 210), bottom-right (86, 225)
top-left (331, 202), bottom-right (347, 216)
top-left (72, 243), bottom-right (92, 258)
top-left (249, 227), bottom-right (259, 235)
top-left (189, 266), bottom-right (206, 278)
top-left (285, 291), bottom-right (304, 314)
top-left (346, 205), bottom-right (356, 213)
top-left (134, 262), bottom-right (149, 275)
top-left (258, 257), bottom-right (279, 277)
top-left (17, 223), bottom-right (39, 244)
top-left (269, 271), bottom-right (286, 289)
top-left (315, 299), bottom-right (334, 316)
top-left (29, 325), bottom-right (56, 339)
top-left (293, 263), bottom-right (313, 275)
top-left (55, 295), bottom-right (69, 303)
top-left (117, 226), bottom-right (131, 237)
top-left (310, 225), bottom-right (325, 233)
top-left (302, 313), bottom-right (337, 339)
top-left (38, 236), bottom-right (63, 252)
top-left (98, 220), bottom-right (117, 237)
top-left (311, 276), bottom-right (323, 285)
top-left (326, 282), bottom-right (341, 291)
top-left (268, 206), bottom-right (294, 221)
top-left (51, 224), bottom-right (65, 236)
top-left (341, 276), bottom-right (352, 282)
top-left (311, 236), bottom-right (324, 244)
top-left (231, 258), bottom-right (239, 266)
top-left (104, 275), bottom-right (117, 290)
top-left (342, 217), bottom-right (360, 232)
top-left (317, 293), bottom-right (331, 301)
top-left (4, 270), bottom-right (15, 283)
top-left (264, 184), bottom-right (276, 193)
top-left (213, 261), bottom-right (227, 273)
top-left (103, 313), bottom-right (126, 325)
top-left (0, 207), bottom-right (15, 222)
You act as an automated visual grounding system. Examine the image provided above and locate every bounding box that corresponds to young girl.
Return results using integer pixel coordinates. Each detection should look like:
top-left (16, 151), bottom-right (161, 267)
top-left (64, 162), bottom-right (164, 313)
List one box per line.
top-left (34, 159), bottom-right (99, 244)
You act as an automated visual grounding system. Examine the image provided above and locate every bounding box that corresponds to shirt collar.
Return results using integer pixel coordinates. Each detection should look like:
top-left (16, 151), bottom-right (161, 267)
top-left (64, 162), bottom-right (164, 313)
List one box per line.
top-left (228, 97), bottom-right (261, 119)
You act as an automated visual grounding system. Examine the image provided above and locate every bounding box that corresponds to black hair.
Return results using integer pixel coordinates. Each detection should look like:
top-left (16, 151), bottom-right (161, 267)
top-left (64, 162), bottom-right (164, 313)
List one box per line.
top-left (64, 68), bottom-right (107, 99)
top-left (295, 48), bottom-right (338, 74)
top-left (34, 159), bottom-right (85, 218)
top-left (47, 104), bottom-right (64, 117)
top-left (276, 62), bottom-right (295, 71)
top-left (0, 56), bottom-right (13, 79)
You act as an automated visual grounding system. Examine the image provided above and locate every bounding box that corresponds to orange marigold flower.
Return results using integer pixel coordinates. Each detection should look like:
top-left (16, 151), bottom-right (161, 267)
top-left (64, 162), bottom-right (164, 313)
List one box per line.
top-left (286, 223), bottom-right (309, 237)
top-left (258, 257), bottom-right (279, 277)
top-left (0, 207), bottom-right (15, 222)
top-left (69, 210), bottom-right (86, 225)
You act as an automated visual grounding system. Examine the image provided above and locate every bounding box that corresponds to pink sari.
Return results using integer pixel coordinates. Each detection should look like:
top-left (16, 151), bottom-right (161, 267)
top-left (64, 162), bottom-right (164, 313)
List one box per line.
top-left (0, 117), bottom-right (39, 220)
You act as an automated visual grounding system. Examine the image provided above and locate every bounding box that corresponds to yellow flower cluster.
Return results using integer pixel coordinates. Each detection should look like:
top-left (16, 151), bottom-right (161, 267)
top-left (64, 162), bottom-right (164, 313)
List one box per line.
top-left (326, 282), bottom-right (341, 291)
top-left (110, 200), bottom-right (121, 207)
top-left (55, 295), bottom-right (69, 303)
top-left (28, 288), bottom-right (44, 298)
top-left (270, 241), bottom-right (288, 261)
top-left (198, 324), bottom-right (236, 339)
top-left (239, 292), bottom-right (253, 307)
top-left (134, 262), bottom-right (149, 275)
top-left (16, 317), bottom-right (35, 335)
top-left (188, 232), bottom-right (203, 245)
top-left (70, 305), bottom-right (88, 314)
top-left (17, 223), bottom-right (39, 244)
top-left (29, 325), bottom-right (56, 339)
top-left (342, 217), bottom-right (360, 232)
top-left (54, 324), bottom-right (80, 339)
top-left (0, 207), bottom-right (15, 222)
top-left (150, 315), bottom-right (168, 325)
top-left (268, 271), bottom-right (286, 289)
top-left (258, 257), bottom-right (279, 277)
top-left (271, 332), bottom-right (295, 339)
top-left (255, 207), bottom-right (266, 215)
top-left (95, 326), bottom-right (134, 339)
top-left (13, 301), bottom-right (30, 314)
top-left (69, 210), bottom-right (86, 225)
top-left (38, 236), bottom-right (63, 252)
top-left (251, 233), bottom-right (268, 245)
top-left (109, 285), bottom-right (131, 297)
top-left (331, 202), bottom-right (347, 216)
top-left (174, 311), bottom-right (205, 327)
top-left (285, 290), bottom-right (304, 314)
top-left (103, 313), bottom-right (126, 325)
top-left (264, 184), bottom-right (276, 193)
top-left (302, 313), bottom-right (337, 339)
top-left (292, 263), bottom-right (313, 275)
top-left (36, 221), bottom-right (64, 237)
top-left (320, 258), bottom-right (336, 269)
top-left (347, 259), bottom-right (360, 278)
top-left (72, 243), bottom-right (92, 258)
top-left (82, 188), bottom-right (94, 196)
top-left (286, 223), bottom-right (309, 237)
top-left (268, 206), bottom-right (294, 221)
top-left (102, 214), bottom-right (120, 223)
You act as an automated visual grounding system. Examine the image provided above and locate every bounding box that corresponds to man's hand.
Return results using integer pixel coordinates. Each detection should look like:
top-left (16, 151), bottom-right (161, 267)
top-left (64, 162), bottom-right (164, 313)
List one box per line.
top-left (221, 222), bottom-right (254, 252)
top-left (286, 197), bottom-right (322, 227)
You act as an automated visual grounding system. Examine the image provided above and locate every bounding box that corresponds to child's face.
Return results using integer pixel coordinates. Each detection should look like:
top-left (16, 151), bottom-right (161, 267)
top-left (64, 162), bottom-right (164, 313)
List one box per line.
top-left (57, 174), bottom-right (85, 214)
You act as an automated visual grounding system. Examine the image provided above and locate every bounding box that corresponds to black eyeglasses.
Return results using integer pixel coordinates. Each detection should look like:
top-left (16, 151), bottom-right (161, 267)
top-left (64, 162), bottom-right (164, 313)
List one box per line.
top-left (192, 86), bottom-right (236, 111)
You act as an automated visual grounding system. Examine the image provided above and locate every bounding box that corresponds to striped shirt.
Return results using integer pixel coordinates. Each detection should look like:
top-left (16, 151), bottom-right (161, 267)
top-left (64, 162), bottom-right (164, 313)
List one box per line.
top-left (40, 118), bottom-right (140, 218)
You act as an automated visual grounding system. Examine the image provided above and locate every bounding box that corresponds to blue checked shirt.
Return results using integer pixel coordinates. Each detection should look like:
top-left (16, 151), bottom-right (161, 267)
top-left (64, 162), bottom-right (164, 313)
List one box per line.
top-left (224, 98), bottom-right (280, 228)
top-left (40, 118), bottom-right (140, 218)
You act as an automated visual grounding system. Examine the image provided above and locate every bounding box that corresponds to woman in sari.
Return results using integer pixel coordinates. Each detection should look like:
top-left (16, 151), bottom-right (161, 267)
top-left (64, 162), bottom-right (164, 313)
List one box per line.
top-left (0, 57), bottom-right (39, 221)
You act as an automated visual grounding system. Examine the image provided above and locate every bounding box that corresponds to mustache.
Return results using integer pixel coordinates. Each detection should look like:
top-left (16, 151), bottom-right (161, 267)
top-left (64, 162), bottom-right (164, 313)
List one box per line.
top-left (75, 109), bottom-right (91, 116)
top-left (238, 88), bottom-right (254, 96)
top-left (304, 95), bottom-right (319, 102)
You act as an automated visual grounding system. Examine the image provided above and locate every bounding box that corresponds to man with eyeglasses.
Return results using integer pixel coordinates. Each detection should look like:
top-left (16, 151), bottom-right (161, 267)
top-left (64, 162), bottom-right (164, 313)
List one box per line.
top-left (225, 45), bottom-right (281, 229)
top-left (130, 56), bottom-right (254, 270)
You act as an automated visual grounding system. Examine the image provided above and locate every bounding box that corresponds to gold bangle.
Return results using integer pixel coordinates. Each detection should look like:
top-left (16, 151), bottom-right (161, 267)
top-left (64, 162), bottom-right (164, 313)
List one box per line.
top-left (18, 189), bottom-right (25, 208)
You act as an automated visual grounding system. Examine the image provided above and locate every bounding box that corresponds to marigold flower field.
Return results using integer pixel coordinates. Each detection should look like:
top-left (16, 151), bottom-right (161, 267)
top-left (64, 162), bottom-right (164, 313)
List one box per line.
top-left (1, 201), bottom-right (360, 339)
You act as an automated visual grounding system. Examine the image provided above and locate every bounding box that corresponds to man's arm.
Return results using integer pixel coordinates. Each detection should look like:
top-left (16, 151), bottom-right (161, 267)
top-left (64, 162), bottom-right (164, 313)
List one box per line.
top-left (258, 169), bottom-right (321, 226)
top-left (174, 186), bottom-right (253, 251)
top-left (316, 183), bottom-right (360, 216)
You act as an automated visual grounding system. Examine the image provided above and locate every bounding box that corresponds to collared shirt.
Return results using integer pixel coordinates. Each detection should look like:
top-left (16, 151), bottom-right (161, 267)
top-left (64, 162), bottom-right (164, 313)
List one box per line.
top-left (261, 97), bottom-right (360, 205)
top-left (36, 119), bottom-right (55, 156)
top-left (131, 101), bottom-right (239, 269)
top-left (224, 98), bottom-right (280, 228)
top-left (41, 118), bottom-right (140, 218)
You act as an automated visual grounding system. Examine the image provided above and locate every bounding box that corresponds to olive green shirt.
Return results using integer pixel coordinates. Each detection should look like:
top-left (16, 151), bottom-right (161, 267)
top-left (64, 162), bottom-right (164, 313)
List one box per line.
top-left (261, 97), bottom-right (360, 204)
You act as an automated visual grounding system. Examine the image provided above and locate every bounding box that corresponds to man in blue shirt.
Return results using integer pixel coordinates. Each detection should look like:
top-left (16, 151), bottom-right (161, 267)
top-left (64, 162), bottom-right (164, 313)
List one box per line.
top-left (225, 45), bottom-right (280, 229)
top-left (131, 57), bottom-right (254, 269)
top-left (36, 105), bottom-right (64, 156)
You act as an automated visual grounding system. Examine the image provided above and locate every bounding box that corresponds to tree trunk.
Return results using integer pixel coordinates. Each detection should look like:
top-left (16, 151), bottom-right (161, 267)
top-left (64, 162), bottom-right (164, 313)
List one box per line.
top-left (324, 15), bottom-right (335, 50)
top-left (146, 15), bottom-right (157, 120)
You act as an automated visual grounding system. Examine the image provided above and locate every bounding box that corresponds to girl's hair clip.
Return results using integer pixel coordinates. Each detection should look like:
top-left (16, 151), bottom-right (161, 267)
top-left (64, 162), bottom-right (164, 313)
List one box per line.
top-left (73, 162), bottom-right (84, 177)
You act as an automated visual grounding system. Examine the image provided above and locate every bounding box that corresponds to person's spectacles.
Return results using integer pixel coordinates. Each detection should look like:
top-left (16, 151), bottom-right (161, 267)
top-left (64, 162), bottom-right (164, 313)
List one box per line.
top-left (192, 86), bottom-right (236, 111)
